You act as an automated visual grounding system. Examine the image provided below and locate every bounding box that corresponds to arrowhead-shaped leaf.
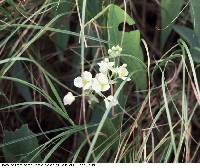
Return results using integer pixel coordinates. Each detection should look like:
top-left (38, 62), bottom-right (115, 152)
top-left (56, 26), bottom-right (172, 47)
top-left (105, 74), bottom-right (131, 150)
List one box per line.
top-left (174, 25), bottom-right (200, 62)
top-left (3, 124), bottom-right (41, 162)
top-left (107, 4), bottom-right (147, 90)
top-left (190, 0), bottom-right (200, 44)
top-left (160, 0), bottom-right (184, 49)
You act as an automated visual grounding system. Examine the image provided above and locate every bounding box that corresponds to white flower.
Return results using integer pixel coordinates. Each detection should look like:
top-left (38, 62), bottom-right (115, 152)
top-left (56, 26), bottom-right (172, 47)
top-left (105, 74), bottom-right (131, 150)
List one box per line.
top-left (97, 58), bottom-right (114, 74)
top-left (104, 95), bottom-right (118, 109)
top-left (63, 92), bottom-right (75, 105)
top-left (92, 73), bottom-right (110, 93)
top-left (74, 71), bottom-right (92, 90)
top-left (116, 64), bottom-right (131, 81)
top-left (108, 45), bottom-right (122, 57)
top-left (108, 49), bottom-right (112, 55)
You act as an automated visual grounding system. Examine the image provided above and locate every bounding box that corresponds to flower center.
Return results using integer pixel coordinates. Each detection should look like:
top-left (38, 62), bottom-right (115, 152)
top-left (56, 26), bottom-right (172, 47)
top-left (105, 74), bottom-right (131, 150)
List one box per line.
top-left (120, 68), bottom-right (126, 77)
top-left (83, 79), bottom-right (89, 86)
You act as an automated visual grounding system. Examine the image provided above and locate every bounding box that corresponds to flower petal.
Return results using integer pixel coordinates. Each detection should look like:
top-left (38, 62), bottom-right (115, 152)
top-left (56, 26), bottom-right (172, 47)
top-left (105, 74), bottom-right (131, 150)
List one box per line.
top-left (92, 78), bottom-right (101, 93)
top-left (63, 92), bottom-right (75, 105)
top-left (82, 71), bottom-right (92, 81)
top-left (104, 95), bottom-right (118, 109)
top-left (74, 77), bottom-right (83, 88)
top-left (101, 83), bottom-right (110, 92)
top-left (96, 73), bottom-right (109, 85)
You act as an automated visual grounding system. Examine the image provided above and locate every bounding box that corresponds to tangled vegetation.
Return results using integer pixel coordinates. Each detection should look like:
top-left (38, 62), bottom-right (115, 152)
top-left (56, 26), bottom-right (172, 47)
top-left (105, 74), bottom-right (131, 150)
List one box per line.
top-left (1, 0), bottom-right (200, 163)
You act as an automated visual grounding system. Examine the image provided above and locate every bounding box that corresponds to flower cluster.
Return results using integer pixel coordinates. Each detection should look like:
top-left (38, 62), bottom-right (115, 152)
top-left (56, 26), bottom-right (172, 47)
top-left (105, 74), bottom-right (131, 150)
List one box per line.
top-left (63, 45), bottom-right (130, 110)
top-left (108, 45), bottom-right (122, 58)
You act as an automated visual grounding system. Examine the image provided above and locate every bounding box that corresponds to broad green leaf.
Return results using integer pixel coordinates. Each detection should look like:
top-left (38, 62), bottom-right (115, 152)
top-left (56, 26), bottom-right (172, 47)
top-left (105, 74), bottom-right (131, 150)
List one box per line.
top-left (173, 25), bottom-right (199, 47)
top-left (161, 0), bottom-right (184, 49)
top-left (3, 124), bottom-right (42, 162)
top-left (85, 0), bottom-right (102, 21)
top-left (190, 47), bottom-right (200, 63)
top-left (89, 103), bottom-right (116, 137)
top-left (174, 25), bottom-right (200, 62)
top-left (89, 103), bottom-right (118, 161)
top-left (190, 0), bottom-right (200, 43)
top-left (107, 4), bottom-right (147, 90)
top-left (51, 0), bottom-right (73, 61)
top-left (11, 62), bottom-right (32, 102)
